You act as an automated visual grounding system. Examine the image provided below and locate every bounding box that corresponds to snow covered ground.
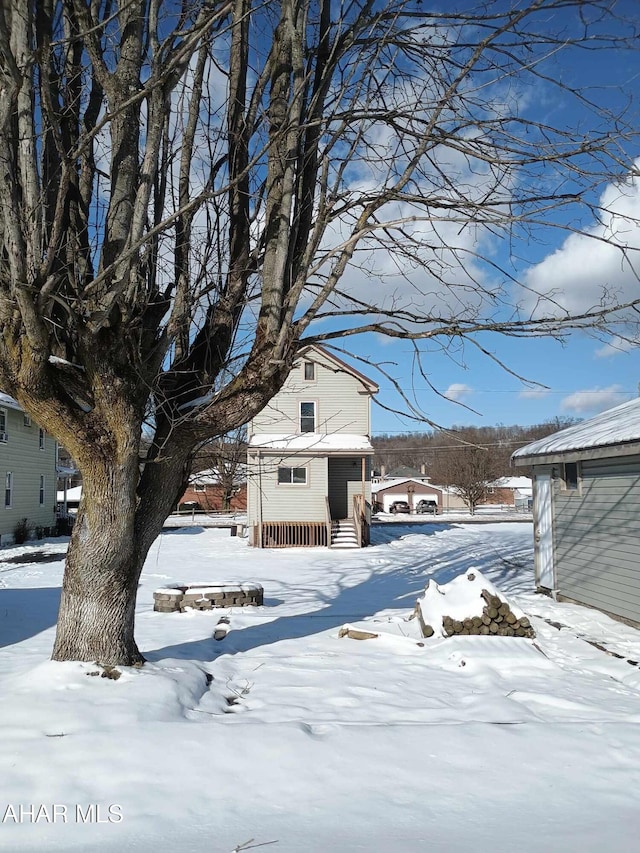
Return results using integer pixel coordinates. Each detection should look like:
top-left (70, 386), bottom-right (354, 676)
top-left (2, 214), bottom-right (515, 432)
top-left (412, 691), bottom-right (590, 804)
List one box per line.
top-left (1, 521), bottom-right (640, 852)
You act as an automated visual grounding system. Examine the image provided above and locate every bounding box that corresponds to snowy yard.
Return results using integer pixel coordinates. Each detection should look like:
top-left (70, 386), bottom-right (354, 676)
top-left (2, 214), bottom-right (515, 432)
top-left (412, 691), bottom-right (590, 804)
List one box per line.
top-left (1, 521), bottom-right (640, 852)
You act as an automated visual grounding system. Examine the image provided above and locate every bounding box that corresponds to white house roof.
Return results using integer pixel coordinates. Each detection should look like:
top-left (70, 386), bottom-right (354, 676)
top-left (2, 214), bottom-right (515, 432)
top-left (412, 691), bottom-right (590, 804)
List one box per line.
top-left (512, 397), bottom-right (640, 464)
top-left (56, 485), bottom-right (82, 502)
top-left (492, 476), bottom-right (533, 492)
top-left (189, 467), bottom-right (221, 485)
top-left (372, 478), bottom-right (441, 495)
top-left (0, 392), bottom-right (23, 412)
top-left (249, 433), bottom-right (374, 454)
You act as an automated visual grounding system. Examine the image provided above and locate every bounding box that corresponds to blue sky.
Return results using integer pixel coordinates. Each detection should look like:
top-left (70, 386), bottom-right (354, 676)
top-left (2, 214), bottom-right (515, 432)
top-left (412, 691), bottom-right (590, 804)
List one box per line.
top-left (324, 3), bottom-right (640, 436)
top-left (345, 331), bottom-right (640, 435)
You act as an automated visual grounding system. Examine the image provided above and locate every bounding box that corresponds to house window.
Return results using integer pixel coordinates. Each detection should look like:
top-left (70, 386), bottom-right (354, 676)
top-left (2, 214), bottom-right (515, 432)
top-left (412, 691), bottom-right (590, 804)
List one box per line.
top-left (39, 475), bottom-right (45, 505)
top-left (5, 472), bottom-right (12, 508)
top-left (300, 401), bottom-right (316, 433)
top-left (277, 466), bottom-right (307, 485)
top-left (304, 362), bottom-right (315, 381)
top-left (193, 483), bottom-right (206, 492)
top-left (23, 414), bottom-right (32, 427)
top-left (0, 408), bottom-right (7, 441)
top-left (39, 428), bottom-right (45, 450)
top-left (562, 462), bottom-right (579, 491)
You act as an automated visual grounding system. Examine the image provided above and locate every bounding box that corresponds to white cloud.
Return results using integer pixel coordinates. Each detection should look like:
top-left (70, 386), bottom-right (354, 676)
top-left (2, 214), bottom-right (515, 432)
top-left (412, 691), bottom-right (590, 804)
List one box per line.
top-left (560, 385), bottom-right (632, 415)
top-left (522, 163), bottom-right (640, 320)
top-left (444, 383), bottom-right (473, 402)
top-left (595, 336), bottom-right (639, 358)
top-left (518, 388), bottom-right (549, 400)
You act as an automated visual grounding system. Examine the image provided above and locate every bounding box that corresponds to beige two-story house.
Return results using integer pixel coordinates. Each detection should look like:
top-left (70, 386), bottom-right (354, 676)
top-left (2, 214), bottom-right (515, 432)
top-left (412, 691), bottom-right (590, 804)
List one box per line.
top-left (247, 345), bottom-right (378, 548)
top-left (0, 393), bottom-right (57, 542)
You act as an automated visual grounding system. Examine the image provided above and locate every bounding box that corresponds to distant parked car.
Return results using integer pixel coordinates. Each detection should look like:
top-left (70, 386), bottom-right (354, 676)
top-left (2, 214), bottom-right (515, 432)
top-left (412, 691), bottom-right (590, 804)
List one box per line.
top-left (389, 500), bottom-right (411, 514)
top-left (416, 499), bottom-right (438, 515)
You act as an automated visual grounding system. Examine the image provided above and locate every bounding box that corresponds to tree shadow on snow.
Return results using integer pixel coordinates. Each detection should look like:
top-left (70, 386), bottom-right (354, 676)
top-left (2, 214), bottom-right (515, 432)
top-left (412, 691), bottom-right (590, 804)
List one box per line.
top-left (146, 523), bottom-right (533, 664)
top-left (0, 587), bottom-right (61, 648)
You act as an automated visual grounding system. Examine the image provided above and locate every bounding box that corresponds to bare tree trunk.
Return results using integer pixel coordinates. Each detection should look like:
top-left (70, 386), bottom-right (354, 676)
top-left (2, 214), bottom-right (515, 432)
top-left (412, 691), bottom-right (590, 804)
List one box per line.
top-left (52, 454), bottom-right (146, 665)
top-left (52, 532), bottom-right (144, 666)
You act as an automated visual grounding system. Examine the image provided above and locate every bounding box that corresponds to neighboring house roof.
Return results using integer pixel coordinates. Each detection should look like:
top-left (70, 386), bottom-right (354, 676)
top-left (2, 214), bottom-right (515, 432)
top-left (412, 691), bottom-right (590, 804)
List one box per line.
top-left (492, 476), bottom-right (533, 492)
top-left (513, 397), bottom-right (640, 465)
top-left (297, 344), bottom-right (379, 394)
top-left (249, 433), bottom-right (374, 454)
top-left (372, 477), bottom-right (440, 494)
top-left (189, 467), bottom-right (248, 486)
top-left (0, 392), bottom-right (23, 412)
top-left (383, 467), bottom-right (427, 479)
top-left (56, 485), bottom-right (82, 502)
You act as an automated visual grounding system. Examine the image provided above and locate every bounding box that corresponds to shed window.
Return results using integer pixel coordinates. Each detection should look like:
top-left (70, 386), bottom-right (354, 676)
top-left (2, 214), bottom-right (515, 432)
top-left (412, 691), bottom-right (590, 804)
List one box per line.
top-left (193, 483), bottom-right (206, 492)
top-left (304, 362), bottom-right (315, 381)
top-left (300, 401), bottom-right (316, 433)
top-left (277, 466), bottom-right (307, 485)
top-left (562, 462), bottom-right (579, 491)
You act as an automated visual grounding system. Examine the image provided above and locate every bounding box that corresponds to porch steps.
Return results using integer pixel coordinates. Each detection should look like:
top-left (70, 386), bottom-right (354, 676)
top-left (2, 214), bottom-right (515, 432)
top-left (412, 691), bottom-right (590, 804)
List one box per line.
top-left (330, 519), bottom-right (359, 549)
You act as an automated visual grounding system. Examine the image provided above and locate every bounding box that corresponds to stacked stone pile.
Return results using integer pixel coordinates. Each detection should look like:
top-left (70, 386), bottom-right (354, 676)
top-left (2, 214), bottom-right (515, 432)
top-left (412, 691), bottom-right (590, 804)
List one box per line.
top-left (153, 582), bottom-right (264, 612)
top-left (414, 568), bottom-right (535, 640)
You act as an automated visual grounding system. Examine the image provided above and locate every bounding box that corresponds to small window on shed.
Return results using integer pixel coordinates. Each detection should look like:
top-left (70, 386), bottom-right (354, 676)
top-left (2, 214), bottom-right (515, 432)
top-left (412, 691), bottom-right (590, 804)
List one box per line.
top-left (304, 362), bottom-right (315, 381)
top-left (562, 462), bottom-right (579, 491)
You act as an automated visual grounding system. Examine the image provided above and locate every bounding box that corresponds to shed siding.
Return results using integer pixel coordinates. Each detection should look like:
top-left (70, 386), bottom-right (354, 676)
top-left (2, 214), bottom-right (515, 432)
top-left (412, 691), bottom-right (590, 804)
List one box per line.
top-left (0, 407), bottom-right (57, 537)
top-left (553, 456), bottom-right (640, 622)
top-left (251, 350), bottom-right (370, 436)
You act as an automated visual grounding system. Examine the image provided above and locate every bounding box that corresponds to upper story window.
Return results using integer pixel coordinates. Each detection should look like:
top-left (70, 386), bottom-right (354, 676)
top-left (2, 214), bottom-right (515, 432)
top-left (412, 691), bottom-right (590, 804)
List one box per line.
top-left (23, 414), bottom-right (32, 427)
top-left (300, 401), bottom-right (316, 433)
top-left (39, 428), bottom-right (45, 450)
top-left (304, 361), bottom-right (315, 381)
top-left (0, 408), bottom-right (7, 441)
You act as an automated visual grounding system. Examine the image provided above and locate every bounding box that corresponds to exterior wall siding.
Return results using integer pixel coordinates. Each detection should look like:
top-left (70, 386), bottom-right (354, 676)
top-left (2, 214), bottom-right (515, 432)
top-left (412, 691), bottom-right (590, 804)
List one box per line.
top-left (0, 406), bottom-right (57, 539)
top-left (248, 454), bottom-right (328, 523)
top-left (251, 350), bottom-right (371, 436)
top-left (552, 455), bottom-right (640, 623)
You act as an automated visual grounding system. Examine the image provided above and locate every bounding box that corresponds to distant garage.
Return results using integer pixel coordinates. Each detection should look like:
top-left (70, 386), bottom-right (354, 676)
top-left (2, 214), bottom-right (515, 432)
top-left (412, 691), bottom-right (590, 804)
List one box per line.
top-left (512, 397), bottom-right (640, 625)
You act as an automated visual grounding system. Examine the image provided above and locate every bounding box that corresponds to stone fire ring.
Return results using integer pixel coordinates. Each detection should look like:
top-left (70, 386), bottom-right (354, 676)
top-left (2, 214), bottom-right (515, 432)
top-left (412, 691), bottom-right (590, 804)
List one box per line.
top-left (153, 583), bottom-right (264, 613)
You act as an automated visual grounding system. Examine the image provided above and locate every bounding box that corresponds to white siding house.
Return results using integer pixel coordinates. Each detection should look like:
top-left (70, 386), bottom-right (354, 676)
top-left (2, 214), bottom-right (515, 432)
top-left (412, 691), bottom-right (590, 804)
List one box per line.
top-left (0, 393), bottom-right (57, 542)
top-left (512, 397), bottom-right (640, 624)
top-left (247, 346), bottom-right (378, 548)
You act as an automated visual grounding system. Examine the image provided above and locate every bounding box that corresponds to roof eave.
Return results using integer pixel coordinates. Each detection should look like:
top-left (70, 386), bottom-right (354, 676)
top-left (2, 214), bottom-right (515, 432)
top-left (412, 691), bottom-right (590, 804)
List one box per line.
top-left (513, 439), bottom-right (640, 467)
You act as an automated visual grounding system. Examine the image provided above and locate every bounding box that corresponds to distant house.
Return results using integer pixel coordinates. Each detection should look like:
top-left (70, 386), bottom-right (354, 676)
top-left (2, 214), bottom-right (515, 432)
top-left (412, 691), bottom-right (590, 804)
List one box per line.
top-left (0, 393), bottom-right (57, 542)
top-left (512, 397), bottom-right (640, 624)
top-left (246, 345), bottom-right (378, 548)
top-left (484, 476), bottom-right (533, 510)
top-left (179, 468), bottom-right (247, 513)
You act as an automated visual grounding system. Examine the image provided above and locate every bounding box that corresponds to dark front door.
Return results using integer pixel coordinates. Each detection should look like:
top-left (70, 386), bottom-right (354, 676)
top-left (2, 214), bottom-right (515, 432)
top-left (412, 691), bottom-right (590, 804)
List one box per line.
top-left (328, 457), bottom-right (360, 519)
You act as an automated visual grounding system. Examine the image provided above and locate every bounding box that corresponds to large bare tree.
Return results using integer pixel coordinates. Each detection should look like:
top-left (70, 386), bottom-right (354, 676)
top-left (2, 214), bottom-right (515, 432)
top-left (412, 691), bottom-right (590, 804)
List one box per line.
top-left (0, 0), bottom-right (638, 664)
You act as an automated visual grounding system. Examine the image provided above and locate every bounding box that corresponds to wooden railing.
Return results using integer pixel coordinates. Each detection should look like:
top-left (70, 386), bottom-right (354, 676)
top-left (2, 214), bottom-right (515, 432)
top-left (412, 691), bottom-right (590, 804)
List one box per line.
top-left (353, 494), bottom-right (372, 547)
top-left (261, 521), bottom-right (328, 548)
top-left (325, 497), bottom-right (332, 546)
